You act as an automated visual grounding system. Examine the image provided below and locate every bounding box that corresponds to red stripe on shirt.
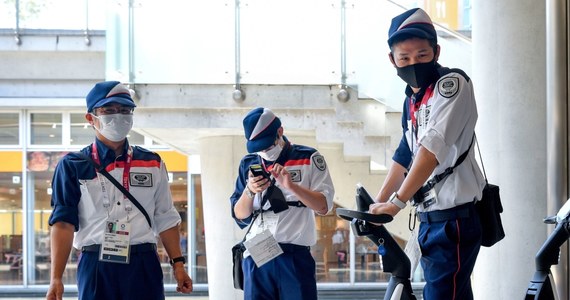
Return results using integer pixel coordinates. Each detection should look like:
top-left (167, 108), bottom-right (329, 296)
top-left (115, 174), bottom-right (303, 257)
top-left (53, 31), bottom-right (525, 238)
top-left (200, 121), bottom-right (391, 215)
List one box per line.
top-left (104, 160), bottom-right (161, 172)
top-left (284, 158), bottom-right (311, 167)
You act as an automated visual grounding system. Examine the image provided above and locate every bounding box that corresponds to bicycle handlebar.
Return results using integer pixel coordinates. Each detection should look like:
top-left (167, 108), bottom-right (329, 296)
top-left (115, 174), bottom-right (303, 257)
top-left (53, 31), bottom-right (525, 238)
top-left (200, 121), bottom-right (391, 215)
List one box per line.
top-left (336, 208), bottom-right (393, 224)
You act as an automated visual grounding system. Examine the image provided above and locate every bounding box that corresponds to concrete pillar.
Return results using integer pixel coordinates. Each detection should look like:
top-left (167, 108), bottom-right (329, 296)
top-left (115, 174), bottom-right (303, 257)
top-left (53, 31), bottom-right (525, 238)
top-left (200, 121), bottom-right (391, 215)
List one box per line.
top-left (472, 0), bottom-right (547, 298)
top-left (546, 0), bottom-right (569, 297)
top-left (198, 135), bottom-right (246, 300)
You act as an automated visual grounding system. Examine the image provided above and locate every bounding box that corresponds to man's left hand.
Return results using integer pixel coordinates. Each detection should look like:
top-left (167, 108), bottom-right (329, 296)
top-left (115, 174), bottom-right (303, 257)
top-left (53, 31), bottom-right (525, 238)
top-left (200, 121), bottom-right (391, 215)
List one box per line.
top-left (173, 265), bottom-right (193, 294)
top-left (369, 201), bottom-right (401, 218)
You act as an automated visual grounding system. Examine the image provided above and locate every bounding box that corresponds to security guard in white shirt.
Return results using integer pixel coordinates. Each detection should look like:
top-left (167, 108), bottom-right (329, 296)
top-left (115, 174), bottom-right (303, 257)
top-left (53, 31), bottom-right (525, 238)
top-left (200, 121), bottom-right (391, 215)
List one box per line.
top-left (46, 81), bottom-right (193, 300)
top-left (369, 8), bottom-right (486, 300)
top-left (230, 107), bottom-right (335, 300)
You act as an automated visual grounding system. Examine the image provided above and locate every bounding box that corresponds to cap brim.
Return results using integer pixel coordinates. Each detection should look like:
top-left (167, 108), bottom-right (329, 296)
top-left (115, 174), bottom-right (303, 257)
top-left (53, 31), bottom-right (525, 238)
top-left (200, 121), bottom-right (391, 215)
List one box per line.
top-left (247, 134), bottom-right (275, 153)
top-left (388, 28), bottom-right (435, 45)
top-left (93, 96), bottom-right (137, 110)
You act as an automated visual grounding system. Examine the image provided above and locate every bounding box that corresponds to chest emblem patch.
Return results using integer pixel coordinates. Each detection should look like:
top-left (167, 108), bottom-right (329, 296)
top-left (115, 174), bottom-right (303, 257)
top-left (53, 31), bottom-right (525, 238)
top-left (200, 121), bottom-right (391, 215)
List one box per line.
top-left (312, 155), bottom-right (327, 171)
top-left (289, 169), bottom-right (302, 182)
top-left (130, 173), bottom-right (153, 187)
top-left (438, 77), bottom-right (459, 98)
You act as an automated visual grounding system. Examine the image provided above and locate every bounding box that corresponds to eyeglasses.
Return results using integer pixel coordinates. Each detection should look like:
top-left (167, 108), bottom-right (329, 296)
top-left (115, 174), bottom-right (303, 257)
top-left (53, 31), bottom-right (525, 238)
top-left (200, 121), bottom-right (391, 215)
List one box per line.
top-left (94, 106), bottom-right (134, 115)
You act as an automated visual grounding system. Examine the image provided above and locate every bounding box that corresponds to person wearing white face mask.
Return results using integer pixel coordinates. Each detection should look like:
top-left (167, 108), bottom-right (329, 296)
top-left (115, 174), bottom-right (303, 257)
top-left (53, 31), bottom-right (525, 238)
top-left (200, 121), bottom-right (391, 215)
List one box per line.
top-left (46, 81), bottom-right (193, 300)
top-left (230, 107), bottom-right (335, 300)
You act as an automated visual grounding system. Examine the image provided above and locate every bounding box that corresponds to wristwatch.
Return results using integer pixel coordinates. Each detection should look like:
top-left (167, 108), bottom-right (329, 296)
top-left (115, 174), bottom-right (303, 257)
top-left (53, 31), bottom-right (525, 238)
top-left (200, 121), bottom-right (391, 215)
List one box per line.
top-left (170, 256), bottom-right (186, 266)
top-left (244, 186), bottom-right (255, 199)
top-left (389, 192), bottom-right (406, 209)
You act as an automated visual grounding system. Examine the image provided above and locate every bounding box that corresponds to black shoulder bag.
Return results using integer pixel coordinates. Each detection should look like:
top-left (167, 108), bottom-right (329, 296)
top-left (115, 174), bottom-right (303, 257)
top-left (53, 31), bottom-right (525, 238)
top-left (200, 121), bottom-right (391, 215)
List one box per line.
top-left (473, 136), bottom-right (505, 247)
top-left (77, 151), bottom-right (152, 228)
top-left (413, 135), bottom-right (505, 247)
top-left (232, 213), bottom-right (259, 290)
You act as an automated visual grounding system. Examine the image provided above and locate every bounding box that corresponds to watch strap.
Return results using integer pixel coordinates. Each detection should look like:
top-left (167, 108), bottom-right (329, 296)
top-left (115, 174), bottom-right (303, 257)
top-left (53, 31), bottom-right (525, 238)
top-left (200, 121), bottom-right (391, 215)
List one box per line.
top-left (244, 186), bottom-right (254, 199)
top-left (389, 192), bottom-right (406, 209)
top-left (170, 256), bottom-right (186, 265)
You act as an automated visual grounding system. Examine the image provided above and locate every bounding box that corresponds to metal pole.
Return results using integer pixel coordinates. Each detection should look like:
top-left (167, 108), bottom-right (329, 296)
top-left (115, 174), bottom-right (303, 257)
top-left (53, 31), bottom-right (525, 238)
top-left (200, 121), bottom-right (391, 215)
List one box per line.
top-left (235, 0), bottom-right (241, 89)
top-left (546, 0), bottom-right (568, 298)
top-left (128, 0), bottom-right (135, 83)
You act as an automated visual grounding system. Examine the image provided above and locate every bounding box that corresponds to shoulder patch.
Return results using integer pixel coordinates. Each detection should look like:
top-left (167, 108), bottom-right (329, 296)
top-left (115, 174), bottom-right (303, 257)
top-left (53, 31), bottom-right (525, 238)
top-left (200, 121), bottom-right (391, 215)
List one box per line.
top-left (438, 77), bottom-right (459, 98)
top-left (312, 155), bottom-right (326, 171)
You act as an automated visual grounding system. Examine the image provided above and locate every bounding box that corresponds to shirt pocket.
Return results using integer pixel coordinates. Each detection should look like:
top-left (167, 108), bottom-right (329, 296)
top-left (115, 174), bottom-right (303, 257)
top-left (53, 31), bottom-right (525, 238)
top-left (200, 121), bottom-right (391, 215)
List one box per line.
top-left (78, 178), bottom-right (107, 219)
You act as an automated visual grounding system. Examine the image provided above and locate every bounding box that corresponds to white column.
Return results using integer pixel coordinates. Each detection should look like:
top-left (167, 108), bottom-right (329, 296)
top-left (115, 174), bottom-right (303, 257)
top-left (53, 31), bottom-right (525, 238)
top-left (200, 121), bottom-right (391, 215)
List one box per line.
top-left (198, 135), bottom-right (246, 300)
top-left (472, 0), bottom-right (547, 299)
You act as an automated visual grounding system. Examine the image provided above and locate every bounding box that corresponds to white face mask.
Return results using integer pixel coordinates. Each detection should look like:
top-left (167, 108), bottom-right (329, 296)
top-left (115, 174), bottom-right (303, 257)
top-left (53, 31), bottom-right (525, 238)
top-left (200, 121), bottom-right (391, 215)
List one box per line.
top-left (91, 114), bottom-right (133, 142)
top-left (257, 140), bottom-right (283, 162)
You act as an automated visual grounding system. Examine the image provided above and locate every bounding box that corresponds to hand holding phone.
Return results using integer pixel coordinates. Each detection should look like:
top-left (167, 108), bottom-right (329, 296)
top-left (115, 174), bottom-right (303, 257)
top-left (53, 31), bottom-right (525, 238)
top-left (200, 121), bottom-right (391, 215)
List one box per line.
top-left (249, 164), bottom-right (269, 179)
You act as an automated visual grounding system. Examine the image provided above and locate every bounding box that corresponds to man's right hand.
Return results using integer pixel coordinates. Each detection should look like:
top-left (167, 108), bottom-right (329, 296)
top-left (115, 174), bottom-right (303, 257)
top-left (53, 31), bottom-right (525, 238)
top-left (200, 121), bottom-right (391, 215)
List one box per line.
top-left (46, 278), bottom-right (64, 300)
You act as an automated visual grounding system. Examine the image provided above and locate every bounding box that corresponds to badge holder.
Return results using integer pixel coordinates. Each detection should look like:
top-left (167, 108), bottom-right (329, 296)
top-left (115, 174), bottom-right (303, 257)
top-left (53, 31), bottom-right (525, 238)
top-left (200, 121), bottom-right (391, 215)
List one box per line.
top-left (100, 221), bottom-right (132, 264)
top-left (243, 229), bottom-right (283, 268)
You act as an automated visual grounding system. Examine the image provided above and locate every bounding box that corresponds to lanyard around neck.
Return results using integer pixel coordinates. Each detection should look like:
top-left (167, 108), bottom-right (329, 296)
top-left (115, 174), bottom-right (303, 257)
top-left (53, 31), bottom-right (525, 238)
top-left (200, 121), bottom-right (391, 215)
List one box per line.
top-left (409, 84), bottom-right (435, 141)
top-left (91, 143), bottom-right (133, 210)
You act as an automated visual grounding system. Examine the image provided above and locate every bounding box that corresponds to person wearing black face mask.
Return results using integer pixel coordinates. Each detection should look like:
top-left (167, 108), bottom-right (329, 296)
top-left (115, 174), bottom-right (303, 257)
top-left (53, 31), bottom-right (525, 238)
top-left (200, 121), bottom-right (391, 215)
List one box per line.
top-left (368, 8), bottom-right (486, 300)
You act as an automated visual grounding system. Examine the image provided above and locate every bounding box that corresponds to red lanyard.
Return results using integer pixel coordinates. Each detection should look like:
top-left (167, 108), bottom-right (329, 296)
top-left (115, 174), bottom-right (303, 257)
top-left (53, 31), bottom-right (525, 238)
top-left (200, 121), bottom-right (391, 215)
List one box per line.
top-left (91, 143), bottom-right (132, 196)
top-left (409, 84), bottom-right (435, 138)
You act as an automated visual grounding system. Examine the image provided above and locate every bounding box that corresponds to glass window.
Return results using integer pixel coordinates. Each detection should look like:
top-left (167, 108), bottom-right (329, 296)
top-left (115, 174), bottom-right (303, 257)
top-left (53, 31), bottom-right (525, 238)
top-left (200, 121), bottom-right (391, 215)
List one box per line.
top-left (0, 1), bottom-right (15, 29)
top-left (28, 151), bottom-right (68, 284)
top-left (30, 113), bottom-right (62, 145)
top-left (0, 113), bottom-right (19, 145)
top-left (16, 0), bottom-right (105, 30)
top-left (191, 175), bottom-right (207, 283)
top-left (159, 173), bottom-right (207, 284)
top-left (314, 209), bottom-right (350, 283)
top-left (70, 113), bottom-right (92, 146)
top-left (0, 171), bottom-right (23, 285)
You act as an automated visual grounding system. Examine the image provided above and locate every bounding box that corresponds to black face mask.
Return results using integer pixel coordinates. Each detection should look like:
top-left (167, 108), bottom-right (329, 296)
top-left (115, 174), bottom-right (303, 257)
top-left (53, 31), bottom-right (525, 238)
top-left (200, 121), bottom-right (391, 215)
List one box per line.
top-left (396, 60), bottom-right (438, 89)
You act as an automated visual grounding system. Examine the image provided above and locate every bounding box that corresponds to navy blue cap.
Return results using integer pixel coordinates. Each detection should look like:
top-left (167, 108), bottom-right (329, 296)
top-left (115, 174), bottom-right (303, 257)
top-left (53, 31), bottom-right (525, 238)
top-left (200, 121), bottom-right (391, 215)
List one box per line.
top-left (243, 107), bottom-right (282, 153)
top-left (387, 8), bottom-right (437, 47)
top-left (86, 81), bottom-right (136, 112)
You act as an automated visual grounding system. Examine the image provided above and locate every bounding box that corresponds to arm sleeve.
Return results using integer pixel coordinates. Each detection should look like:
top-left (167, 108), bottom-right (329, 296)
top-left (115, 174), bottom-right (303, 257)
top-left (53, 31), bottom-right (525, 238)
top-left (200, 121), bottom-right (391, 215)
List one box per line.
top-left (48, 155), bottom-right (81, 231)
top-left (229, 157), bottom-right (254, 229)
top-left (152, 160), bottom-right (181, 234)
top-left (420, 74), bottom-right (477, 166)
top-left (392, 99), bottom-right (413, 169)
top-left (309, 151), bottom-right (335, 215)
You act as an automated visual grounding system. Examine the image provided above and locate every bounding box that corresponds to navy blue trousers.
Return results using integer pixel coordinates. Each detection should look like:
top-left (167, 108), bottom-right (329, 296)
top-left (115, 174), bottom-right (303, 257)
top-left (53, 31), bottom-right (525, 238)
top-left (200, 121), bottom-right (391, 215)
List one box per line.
top-left (243, 244), bottom-right (317, 300)
top-left (77, 246), bottom-right (164, 300)
top-left (418, 204), bottom-right (482, 300)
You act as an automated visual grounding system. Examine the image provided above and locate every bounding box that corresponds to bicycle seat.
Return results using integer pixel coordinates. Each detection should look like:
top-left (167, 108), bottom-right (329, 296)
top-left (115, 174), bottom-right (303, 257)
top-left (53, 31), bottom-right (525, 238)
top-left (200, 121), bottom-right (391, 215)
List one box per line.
top-left (336, 208), bottom-right (393, 224)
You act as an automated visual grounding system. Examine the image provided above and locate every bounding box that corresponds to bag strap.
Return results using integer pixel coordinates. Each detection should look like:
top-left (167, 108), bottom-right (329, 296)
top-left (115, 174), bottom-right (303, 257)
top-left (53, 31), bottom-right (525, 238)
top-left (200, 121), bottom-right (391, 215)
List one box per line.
top-left (425, 134), bottom-right (475, 189)
top-left (241, 213), bottom-right (260, 243)
top-left (474, 134), bottom-right (489, 184)
top-left (77, 151), bottom-right (153, 228)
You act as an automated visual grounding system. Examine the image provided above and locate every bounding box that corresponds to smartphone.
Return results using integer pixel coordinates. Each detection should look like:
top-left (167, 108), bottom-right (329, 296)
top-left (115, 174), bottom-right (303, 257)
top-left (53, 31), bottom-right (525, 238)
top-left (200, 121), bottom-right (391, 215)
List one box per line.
top-left (249, 164), bottom-right (269, 179)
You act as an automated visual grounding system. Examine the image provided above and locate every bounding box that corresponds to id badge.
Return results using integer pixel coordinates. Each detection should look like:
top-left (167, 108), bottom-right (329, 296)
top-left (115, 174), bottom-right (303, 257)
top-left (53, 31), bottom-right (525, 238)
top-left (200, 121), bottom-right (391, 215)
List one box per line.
top-left (404, 226), bottom-right (421, 279)
top-left (422, 188), bottom-right (438, 208)
top-left (244, 229), bottom-right (283, 268)
top-left (100, 221), bottom-right (131, 264)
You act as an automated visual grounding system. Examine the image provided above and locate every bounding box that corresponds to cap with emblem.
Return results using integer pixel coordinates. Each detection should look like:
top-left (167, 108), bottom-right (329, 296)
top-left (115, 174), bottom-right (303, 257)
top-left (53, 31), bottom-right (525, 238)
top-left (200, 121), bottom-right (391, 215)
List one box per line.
top-left (86, 81), bottom-right (136, 113)
top-left (387, 8), bottom-right (437, 47)
top-left (243, 107), bottom-right (282, 153)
